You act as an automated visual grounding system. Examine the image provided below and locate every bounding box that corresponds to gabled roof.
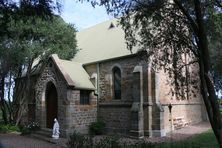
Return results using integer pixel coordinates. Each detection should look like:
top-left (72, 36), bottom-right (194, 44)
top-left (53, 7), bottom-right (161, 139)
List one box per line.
top-left (72, 19), bottom-right (137, 64)
top-left (20, 19), bottom-right (139, 90)
top-left (50, 54), bottom-right (95, 90)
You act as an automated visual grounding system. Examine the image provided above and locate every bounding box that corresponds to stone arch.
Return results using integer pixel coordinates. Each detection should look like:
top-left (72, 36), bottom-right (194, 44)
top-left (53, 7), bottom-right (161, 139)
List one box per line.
top-left (35, 60), bottom-right (67, 131)
top-left (36, 76), bottom-right (60, 128)
top-left (110, 64), bottom-right (123, 74)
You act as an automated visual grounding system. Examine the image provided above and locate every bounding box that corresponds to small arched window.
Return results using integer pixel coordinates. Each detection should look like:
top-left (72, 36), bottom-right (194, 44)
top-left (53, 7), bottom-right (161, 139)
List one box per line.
top-left (113, 67), bottom-right (121, 99)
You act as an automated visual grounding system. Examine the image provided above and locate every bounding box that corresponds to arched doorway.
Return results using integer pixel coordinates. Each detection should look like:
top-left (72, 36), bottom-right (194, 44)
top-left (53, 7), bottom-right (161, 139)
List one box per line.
top-left (45, 82), bottom-right (58, 128)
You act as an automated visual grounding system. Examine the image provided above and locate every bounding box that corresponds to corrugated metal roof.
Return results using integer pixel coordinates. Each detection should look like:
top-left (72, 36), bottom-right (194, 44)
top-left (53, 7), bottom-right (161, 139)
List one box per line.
top-left (21, 19), bottom-right (138, 90)
top-left (72, 19), bottom-right (136, 64)
top-left (51, 54), bottom-right (95, 90)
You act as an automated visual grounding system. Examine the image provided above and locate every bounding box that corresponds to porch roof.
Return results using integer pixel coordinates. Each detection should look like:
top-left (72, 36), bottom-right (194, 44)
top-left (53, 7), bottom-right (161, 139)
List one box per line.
top-left (51, 54), bottom-right (95, 90)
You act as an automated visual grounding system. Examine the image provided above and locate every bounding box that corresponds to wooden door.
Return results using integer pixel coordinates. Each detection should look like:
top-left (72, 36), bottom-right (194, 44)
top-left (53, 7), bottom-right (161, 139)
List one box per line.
top-left (46, 83), bottom-right (58, 128)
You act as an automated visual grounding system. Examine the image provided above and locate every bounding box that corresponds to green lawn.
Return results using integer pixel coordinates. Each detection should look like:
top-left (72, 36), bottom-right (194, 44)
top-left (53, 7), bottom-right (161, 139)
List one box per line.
top-left (0, 110), bottom-right (2, 121)
top-left (154, 130), bottom-right (219, 148)
top-left (129, 130), bottom-right (218, 148)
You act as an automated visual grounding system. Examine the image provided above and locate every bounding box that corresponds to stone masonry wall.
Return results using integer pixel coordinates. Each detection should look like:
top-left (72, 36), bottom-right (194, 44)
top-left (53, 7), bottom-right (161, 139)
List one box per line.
top-left (157, 69), bottom-right (207, 134)
top-left (99, 105), bottom-right (131, 134)
top-left (35, 59), bottom-right (97, 136)
top-left (95, 55), bottom-right (149, 134)
top-left (66, 89), bottom-right (97, 135)
top-left (84, 55), bottom-right (206, 137)
top-left (163, 104), bottom-right (204, 133)
top-left (35, 60), bottom-right (68, 136)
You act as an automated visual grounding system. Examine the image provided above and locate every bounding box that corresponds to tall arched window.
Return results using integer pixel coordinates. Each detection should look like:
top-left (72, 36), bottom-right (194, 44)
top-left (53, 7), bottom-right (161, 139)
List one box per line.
top-left (113, 67), bottom-right (121, 99)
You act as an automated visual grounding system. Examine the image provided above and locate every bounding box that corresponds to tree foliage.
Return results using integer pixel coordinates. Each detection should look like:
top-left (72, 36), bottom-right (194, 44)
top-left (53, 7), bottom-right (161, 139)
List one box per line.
top-left (7, 15), bottom-right (78, 62)
top-left (10, 15), bottom-right (78, 124)
top-left (0, 0), bottom-right (78, 124)
top-left (81, 0), bottom-right (222, 146)
top-left (207, 12), bottom-right (222, 94)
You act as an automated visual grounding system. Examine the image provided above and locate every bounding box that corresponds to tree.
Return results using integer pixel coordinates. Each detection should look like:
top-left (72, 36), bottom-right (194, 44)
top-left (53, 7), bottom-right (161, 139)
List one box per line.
top-left (207, 12), bottom-right (222, 95)
top-left (0, 0), bottom-right (78, 124)
top-left (11, 15), bottom-right (78, 124)
top-left (82, 0), bottom-right (222, 146)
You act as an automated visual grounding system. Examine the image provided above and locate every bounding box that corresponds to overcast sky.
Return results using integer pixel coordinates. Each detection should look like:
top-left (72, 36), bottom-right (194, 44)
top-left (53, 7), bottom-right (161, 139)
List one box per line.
top-left (60, 0), bottom-right (111, 31)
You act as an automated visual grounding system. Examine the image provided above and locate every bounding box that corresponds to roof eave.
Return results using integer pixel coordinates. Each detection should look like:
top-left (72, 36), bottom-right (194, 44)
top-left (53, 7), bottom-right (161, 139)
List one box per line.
top-left (50, 54), bottom-right (76, 87)
top-left (82, 53), bottom-right (137, 66)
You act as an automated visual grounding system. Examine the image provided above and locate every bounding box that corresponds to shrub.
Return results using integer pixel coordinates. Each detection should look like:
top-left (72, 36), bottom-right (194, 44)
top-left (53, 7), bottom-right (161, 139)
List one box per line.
top-left (0, 123), bottom-right (20, 133)
top-left (132, 141), bottom-right (156, 148)
top-left (26, 121), bottom-right (40, 131)
top-left (20, 126), bottom-right (31, 135)
top-left (89, 120), bottom-right (105, 135)
top-left (94, 136), bottom-right (121, 148)
top-left (0, 124), bottom-right (8, 133)
top-left (67, 131), bottom-right (93, 148)
top-left (20, 121), bottom-right (40, 135)
top-left (8, 125), bottom-right (20, 132)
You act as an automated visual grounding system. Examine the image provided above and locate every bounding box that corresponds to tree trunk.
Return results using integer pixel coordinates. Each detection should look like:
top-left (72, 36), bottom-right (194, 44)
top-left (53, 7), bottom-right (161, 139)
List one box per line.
top-left (6, 72), bottom-right (13, 123)
top-left (194, 0), bottom-right (222, 147)
top-left (15, 59), bottom-right (34, 125)
top-left (0, 74), bottom-right (8, 124)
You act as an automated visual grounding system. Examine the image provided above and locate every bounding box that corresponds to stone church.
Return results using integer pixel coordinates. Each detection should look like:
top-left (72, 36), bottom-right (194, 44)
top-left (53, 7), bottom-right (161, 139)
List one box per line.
top-left (19, 19), bottom-right (207, 138)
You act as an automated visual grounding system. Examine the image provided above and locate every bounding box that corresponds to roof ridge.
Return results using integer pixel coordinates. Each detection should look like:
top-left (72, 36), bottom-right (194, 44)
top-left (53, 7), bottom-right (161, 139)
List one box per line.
top-left (77, 18), bottom-right (118, 33)
top-left (50, 54), bottom-right (75, 87)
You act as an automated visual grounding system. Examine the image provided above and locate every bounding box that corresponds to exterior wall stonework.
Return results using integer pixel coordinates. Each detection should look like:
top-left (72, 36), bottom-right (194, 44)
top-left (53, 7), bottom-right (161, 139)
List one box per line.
top-left (99, 105), bottom-right (131, 134)
top-left (94, 55), bottom-right (149, 134)
top-left (35, 60), bottom-right (97, 137)
top-left (35, 60), bottom-right (69, 136)
top-left (83, 55), bottom-right (207, 137)
top-left (98, 56), bottom-right (148, 103)
top-left (163, 103), bottom-right (204, 133)
top-left (66, 89), bottom-right (97, 135)
top-left (22, 54), bottom-right (206, 138)
top-left (158, 69), bottom-right (207, 134)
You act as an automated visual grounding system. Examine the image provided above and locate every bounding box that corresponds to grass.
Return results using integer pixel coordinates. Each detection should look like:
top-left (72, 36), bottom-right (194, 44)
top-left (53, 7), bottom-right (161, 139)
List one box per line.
top-left (220, 108), bottom-right (222, 114)
top-left (153, 130), bottom-right (219, 148)
top-left (0, 123), bottom-right (20, 133)
top-left (67, 130), bottom-right (219, 148)
top-left (0, 110), bottom-right (2, 121)
top-left (126, 130), bottom-right (218, 148)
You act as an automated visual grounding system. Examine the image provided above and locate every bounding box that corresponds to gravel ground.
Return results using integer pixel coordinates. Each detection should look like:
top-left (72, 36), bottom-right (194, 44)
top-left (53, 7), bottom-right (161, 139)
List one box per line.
top-left (0, 133), bottom-right (60, 148)
top-left (0, 122), bottom-right (211, 148)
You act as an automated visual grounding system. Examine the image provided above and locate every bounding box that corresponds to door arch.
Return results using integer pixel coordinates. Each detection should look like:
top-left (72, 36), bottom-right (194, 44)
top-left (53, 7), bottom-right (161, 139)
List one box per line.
top-left (45, 82), bottom-right (58, 128)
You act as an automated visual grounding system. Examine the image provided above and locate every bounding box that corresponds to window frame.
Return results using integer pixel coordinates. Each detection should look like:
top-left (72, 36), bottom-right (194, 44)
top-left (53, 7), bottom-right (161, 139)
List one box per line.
top-left (113, 67), bottom-right (121, 100)
top-left (80, 90), bottom-right (90, 105)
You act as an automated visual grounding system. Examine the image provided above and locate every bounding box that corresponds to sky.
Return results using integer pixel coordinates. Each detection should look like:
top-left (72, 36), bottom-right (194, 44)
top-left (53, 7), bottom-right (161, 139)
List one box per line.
top-left (60, 0), bottom-right (112, 31)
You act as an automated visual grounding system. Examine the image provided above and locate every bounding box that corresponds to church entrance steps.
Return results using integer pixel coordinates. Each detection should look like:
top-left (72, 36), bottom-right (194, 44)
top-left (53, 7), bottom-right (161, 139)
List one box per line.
top-left (34, 128), bottom-right (52, 137)
top-left (31, 128), bottom-right (67, 147)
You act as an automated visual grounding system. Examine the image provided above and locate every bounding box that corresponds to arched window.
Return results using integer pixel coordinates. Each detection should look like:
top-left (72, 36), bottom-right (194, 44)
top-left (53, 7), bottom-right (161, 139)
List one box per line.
top-left (113, 67), bottom-right (121, 99)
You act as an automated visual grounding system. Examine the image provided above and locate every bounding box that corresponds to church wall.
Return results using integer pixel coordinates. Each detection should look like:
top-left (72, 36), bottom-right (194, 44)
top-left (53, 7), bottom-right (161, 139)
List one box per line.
top-left (79, 55), bottom-right (206, 137)
top-left (35, 60), bottom-right (73, 136)
top-left (35, 60), bottom-right (97, 137)
top-left (95, 55), bottom-right (149, 134)
top-left (65, 89), bottom-right (97, 135)
top-left (162, 103), bottom-right (204, 133)
top-left (157, 69), bottom-right (207, 134)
